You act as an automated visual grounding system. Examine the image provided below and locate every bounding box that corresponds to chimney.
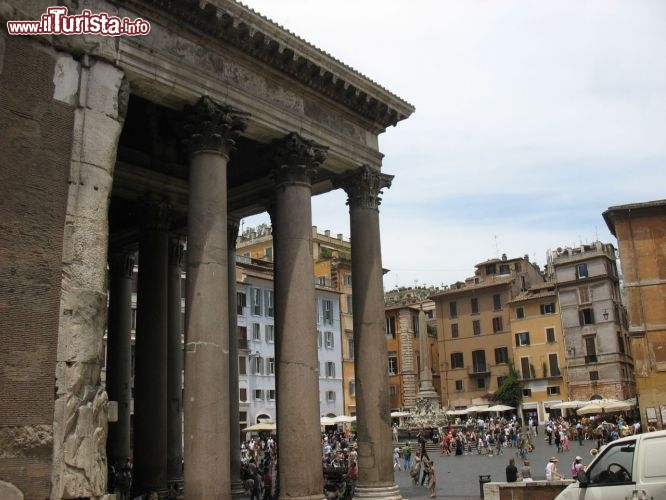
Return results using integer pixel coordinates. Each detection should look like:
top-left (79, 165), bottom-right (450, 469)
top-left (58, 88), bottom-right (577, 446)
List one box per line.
top-left (325, 230), bottom-right (331, 237)
top-left (337, 233), bottom-right (343, 240)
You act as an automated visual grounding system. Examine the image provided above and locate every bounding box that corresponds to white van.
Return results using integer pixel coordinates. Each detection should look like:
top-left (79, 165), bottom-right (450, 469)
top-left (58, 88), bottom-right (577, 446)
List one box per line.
top-left (555, 430), bottom-right (666, 500)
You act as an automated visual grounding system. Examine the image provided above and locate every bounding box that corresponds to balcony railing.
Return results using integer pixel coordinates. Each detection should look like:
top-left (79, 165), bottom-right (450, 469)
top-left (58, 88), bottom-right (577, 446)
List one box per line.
top-left (467, 365), bottom-right (490, 376)
top-left (239, 338), bottom-right (249, 350)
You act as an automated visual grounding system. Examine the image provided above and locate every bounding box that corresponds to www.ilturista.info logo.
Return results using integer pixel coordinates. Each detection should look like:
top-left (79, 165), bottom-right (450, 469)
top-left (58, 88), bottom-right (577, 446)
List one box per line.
top-left (6, 6), bottom-right (151, 36)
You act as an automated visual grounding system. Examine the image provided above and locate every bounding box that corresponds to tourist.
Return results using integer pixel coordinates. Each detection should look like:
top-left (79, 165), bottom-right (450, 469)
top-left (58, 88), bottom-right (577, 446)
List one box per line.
top-left (427, 462), bottom-right (437, 497)
top-left (545, 456), bottom-right (564, 480)
top-left (505, 457), bottom-right (518, 482)
top-left (570, 456), bottom-right (584, 480)
top-left (410, 452), bottom-right (422, 485)
top-left (520, 459), bottom-right (533, 482)
top-left (393, 447), bottom-right (402, 471)
top-left (402, 442), bottom-right (412, 470)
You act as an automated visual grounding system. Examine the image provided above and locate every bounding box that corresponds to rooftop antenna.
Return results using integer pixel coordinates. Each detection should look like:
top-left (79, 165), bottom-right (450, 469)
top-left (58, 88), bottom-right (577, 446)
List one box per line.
top-left (494, 234), bottom-right (499, 258)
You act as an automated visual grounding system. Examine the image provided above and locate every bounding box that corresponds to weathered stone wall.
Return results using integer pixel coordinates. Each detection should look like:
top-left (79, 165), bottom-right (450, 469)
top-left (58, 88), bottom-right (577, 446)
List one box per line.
top-left (0, 33), bottom-right (74, 499)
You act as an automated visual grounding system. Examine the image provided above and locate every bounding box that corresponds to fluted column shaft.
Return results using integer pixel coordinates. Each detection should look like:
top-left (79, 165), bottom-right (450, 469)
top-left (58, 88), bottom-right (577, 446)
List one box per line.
top-left (336, 166), bottom-right (401, 499)
top-left (270, 133), bottom-right (327, 500)
top-left (183, 97), bottom-right (249, 498)
top-left (167, 236), bottom-right (184, 482)
top-left (106, 250), bottom-right (135, 466)
top-left (134, 196), bottom-right (170, 494)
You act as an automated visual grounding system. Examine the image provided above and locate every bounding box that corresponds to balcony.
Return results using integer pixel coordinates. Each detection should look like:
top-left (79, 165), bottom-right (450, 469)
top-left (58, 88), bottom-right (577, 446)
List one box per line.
top-left (467, 365), bottom-right (490, 377)
top-left (239, 338), bottom-right (250, 351)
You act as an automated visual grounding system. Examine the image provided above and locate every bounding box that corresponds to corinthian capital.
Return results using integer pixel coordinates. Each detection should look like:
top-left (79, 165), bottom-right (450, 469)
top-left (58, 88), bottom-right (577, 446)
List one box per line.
top-left (334, 165), bottom-right (394, 211)
top-left (270, 132), bottom-right (328, 187)
top-left (184, 96), bottom-right (250, 156)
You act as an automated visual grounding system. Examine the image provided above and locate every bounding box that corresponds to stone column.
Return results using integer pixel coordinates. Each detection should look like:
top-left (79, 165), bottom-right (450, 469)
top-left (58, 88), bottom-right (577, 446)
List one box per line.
top-left (416, 305), bottom-right (440, 406)
top-left (167, 236), bottom-right (185, 483)
top-left (269, 133), bottom-right (327, 500)
top-left (228, 218), bottom-right (246, 496)
top-left (335, 166), bottom-right (401, 499)
top-left (134, 196), bottom-right (170, 495)
top-left (106, 250), bottom-right (135, 467)
top-left (183, 97), bottom-right (249, 498)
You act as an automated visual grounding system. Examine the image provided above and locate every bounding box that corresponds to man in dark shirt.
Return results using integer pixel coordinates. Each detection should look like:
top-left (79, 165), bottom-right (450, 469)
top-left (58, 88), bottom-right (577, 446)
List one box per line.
top-left (506, 458), bottom-right (518, 482)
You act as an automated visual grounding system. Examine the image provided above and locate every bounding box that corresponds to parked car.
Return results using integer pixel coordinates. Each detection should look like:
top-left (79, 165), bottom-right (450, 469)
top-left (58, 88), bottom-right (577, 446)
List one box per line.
top-left (555, 429), bottom-right (666, 500)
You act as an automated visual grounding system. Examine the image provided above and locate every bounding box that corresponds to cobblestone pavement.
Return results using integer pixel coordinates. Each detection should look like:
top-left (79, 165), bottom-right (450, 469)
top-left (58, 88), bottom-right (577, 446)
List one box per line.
top-left (394, 433), bottom-right (598, 499)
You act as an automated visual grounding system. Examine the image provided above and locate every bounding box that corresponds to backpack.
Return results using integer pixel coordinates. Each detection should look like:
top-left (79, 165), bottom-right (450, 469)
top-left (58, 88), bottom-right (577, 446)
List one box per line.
top-left (571, 462), bottom-right (577, 477)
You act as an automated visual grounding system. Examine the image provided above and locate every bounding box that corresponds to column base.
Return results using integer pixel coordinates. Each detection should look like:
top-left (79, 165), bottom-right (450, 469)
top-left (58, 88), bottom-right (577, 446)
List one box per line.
top-left (353, 483), bottom-right (402, 499)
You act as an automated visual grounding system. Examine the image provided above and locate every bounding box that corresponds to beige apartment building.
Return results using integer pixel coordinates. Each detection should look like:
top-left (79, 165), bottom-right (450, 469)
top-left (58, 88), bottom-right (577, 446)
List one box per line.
top-left (433, 255), bottom-right (544, 408)
top-left (604, 199), bottom-right (666, 429)
top-left (547, 243), bottom-right (635, 402)
top-left (508, 281), bottom-right (568, 423)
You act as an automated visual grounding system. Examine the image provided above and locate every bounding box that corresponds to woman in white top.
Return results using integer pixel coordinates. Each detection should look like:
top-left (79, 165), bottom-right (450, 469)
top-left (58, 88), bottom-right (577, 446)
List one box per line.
top-left (545, 457), bottom-right (564, 480)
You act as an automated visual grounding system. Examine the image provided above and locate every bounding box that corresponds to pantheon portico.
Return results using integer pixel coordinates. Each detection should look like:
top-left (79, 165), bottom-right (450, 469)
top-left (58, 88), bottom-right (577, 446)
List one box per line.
top-left (0, 1), bottom-right (414, 499)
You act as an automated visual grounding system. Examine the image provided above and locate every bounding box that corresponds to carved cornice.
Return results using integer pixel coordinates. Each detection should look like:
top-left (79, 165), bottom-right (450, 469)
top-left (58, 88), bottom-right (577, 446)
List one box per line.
top-left (270, 132), bottom-right (328, 187)
top-left (115, 0), bottom-right (414, 131)
top-left (334, 165), bottom-right (393, 211)
top-left (227, 218), bottom-right (240, 249)
top-left (183, 96), bottom-right (250, 156)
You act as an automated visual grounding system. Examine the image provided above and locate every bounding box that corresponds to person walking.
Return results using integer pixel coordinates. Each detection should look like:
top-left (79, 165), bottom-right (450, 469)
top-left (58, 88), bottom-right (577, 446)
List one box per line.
top-left (402, 442), bottom-right (412, 470)
top-left (420, 455), bottom-right (432, 487)
top-left (427, 462), bottom-right (437, 498)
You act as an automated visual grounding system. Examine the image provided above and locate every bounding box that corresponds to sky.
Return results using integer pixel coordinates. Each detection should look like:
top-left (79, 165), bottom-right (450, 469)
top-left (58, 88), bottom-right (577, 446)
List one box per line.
top-left (238, 0), bottom-right (666, 290)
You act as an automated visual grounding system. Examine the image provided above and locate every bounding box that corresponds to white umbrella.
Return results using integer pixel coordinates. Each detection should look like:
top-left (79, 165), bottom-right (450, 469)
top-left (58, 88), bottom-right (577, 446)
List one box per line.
top-left (466, 405), bottom-right (490, 413)
top-left (446, 409), bottom-right (469, 415)
top-left (487, 404), bottom-right (515, 412)
top-left (577, 399), bottom-right (632, 415)
top-left (243, 422), bottom-right (276, 433)
top-left (550, 400), bottom-right (588, 409)
top-left (320, 416), bottom-right (337, 426)
top-left (390, 411), bottom-right (411, 418)
top-left (333, 415), bottom-right (356, 424)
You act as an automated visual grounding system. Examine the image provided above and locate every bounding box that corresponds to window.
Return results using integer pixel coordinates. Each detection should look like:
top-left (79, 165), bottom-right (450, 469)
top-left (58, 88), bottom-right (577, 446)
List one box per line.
top-left (455, 380), bottom-right (463, 392)
top-left (471, 297), bottom-right (479, 314)
top-left (326, 391), bottom-right (336, 402)
top-left (449, 301), bottom-right (458, 318)
top-left (264, 290), bottom-right (274, 317)
top-left (472, 350), bottom-right (487, 373)
top-left (252, 288), bottom-right (262, 315)
top-left (548, 353), bottom-right (560, 377)
top-left (238, 356), bottom-right (246, 375)
top-left (585, 336), bottom-right (598, 363)
top-left (317, 330), bottom-right (322, 349)
top-left (385, 316), bottom-right (396, 338)
top-left (344, 274), bottom-right (352, 286)
top-left (413, 315), bottom-right (420, 336)
top-left (267, 389), bottom-right (276, 400)
top-left (486, 264), bottom-right (496, 275)
top-left (520, 356), bottom-right (531, 379)
top-left (323, 299), bottom-right (333, 324)
top-left (252, 323), bottom-right (261, 341)
top-left (347, 335), bottom-right (354, 360)
top-left (239, 387), bottom-right (247, 402)
top-left (325, 361), bottom-right (336, 378)
top-left (586, 440), bottom-right (634, 485)
top-left (515, 331), bottom-right (530, 347)
top-left (266, 357), bottom-right (275, 375)
top-left (589, 371), bottom-right (599, 381)
top-left (346, 295), bottom-right (353, 315)
top-left (540, 303), bottom-right (556, 315)
top-left (578, 286), bottom-right (590, 303)
top-left (516, 307), bottom-right (524, 319)
top-left (450, 352), bottom-right (464, 369)
top-left (522, 388), bottom-right (532, 397)
top-left (315, 300), bottom-right (320, 325)
top-left (476, 377), bottom-right (486, 389)
top-left (547, 386), bottom-right (560, 395)
top-left (264, 246), bottom-right (273, 261)
top-left (546, 327), bottom-right (556, 343)
top-left (499, 263), bottom-right (510, 275)
top-left (495, 346), bottom-right (509, 364)
top-left (325, 331), bottom-right (334, 349)
top-left (451, 323), bottom-right (459, 338)
top-left (254, 389), bottom-right (264, 400)
top-left (252, 356), bottom-right (263, 375)
top-left (265, 324), bottom-right (275, 343)
top-left (514, 262), bottom-right (522, 272)
top-left (618, 332), bottom-right (626, 355)
top-left (389, 385), bottom-right (397, 396)
top-left (493, 294), bottom-right (502, 311)
top-left (473, 320), bottom-right (481, 336)
top-left (497, 376), bottom-right (507, 388)
top-left (492, 316), bottom-right (503, 333)
top-left (237, 292), bottom-right (247, 315)
top-left (348, 380), bottom-right (356, 396)
top-left (576, 263), bottom-right (588, 279)
top-left (131, 308), bottom-right (137, 330)
top-left (579, 308), bottom-right (595, 325)
top-left (388, 352), bottom-right (398, 375)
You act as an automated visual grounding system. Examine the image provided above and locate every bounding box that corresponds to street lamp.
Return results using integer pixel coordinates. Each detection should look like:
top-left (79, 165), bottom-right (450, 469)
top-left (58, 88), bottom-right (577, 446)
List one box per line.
top-left (603, 309), bottom-right (609, 320)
